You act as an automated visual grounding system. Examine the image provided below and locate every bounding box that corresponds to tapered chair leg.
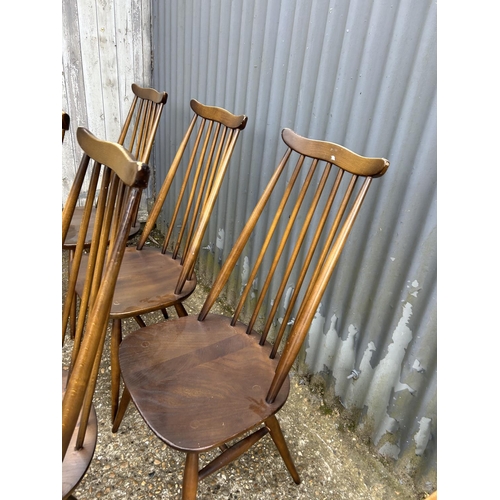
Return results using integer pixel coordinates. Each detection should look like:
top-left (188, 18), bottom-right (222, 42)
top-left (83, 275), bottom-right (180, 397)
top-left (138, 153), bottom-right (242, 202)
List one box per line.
top-left (70, 293), bottom-right (77, 339)
top-left (112, 385), bottom-right (131, 433)
top-left (265, 415), bottom-right (301, 484)
top-left (110, 319), bottom-right (122, 420)
top-left (174, 302), bottom-right (188, 318)
top-left (182, 452), bottom-right (199, 500)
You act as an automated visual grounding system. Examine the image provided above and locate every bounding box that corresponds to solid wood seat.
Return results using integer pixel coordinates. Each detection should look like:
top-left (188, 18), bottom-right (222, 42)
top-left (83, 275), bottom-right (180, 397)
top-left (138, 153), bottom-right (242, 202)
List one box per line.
top-left (76, 246), bottom-right (197, 318)
top-left (118, 127), bottom-right (390, 499)
top-left (77, 99), bottom-right (248, 429)
top-left (119, 314), bottom-right (289, 452)
top-left (63, 207), bottom-right (141, 249)
top-left (62, 127), bottom-right (151, 499)
top-left (62, 83), bottom-right (167, 343)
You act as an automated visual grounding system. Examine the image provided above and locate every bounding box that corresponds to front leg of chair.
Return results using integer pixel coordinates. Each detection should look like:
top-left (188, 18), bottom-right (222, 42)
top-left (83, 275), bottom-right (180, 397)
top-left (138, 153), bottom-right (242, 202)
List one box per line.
top-left (265, 414), bottom-right (301, 484)
top-left (110, 318), bottom-right (123, 420)
top-left (68, 249), bottom-right (76, 342)
top-left (182, 452), bottom-right (199, 500)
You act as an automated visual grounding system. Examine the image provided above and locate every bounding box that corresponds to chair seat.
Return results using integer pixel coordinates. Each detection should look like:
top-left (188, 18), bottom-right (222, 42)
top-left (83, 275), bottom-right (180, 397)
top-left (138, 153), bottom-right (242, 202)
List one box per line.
top-left (63, 207), bottom-right (141, 249)
top-left (119, 314), bottom-right (290, 452)
top-left (75, 246), bottom-right (197, 318)
top-left (62, 369), bottom-right (97, 500)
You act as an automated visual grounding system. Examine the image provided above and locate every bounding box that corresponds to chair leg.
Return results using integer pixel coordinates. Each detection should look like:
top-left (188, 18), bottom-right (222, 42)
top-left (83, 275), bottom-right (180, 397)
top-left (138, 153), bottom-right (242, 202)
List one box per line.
top-left (174, 302), bottom-right (188, 318)
top-left (265, 415), bottom-right (301, 484)
top-left (112, 385), bottom-right (131, 433)
top-left (134, 315), bottom-right (147, 328)
top-left (63, 248), bottom-right (76, 345)
top-left (110, 319), bottom-right (122, 421)
top-left (182, 452), bottom-right (199, 500)
top-left (70, 292), bottom-right (77, 339)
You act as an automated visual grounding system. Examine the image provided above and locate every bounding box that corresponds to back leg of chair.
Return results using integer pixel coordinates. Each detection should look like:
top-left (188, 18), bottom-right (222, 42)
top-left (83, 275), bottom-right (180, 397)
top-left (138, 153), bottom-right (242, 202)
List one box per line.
top-left (111, 385), bottom-right (131, 433)
top-left (69, 249), bottom-right (77, 339)
top-left (265, 415), bottom-right (301, 484)
top-left (111, 319), bottom-right (123, 420)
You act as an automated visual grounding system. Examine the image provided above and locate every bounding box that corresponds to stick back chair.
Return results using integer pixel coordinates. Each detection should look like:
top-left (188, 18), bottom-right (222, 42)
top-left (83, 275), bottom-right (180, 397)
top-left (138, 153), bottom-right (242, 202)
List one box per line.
top-left (62, 127), bottom-right (150, 499)
top-left (62, 84), bottom-right (167, 341)
top-left (118, 128), bottom-right (390, 499)
top-left (74, 99), bottom-right (248, 429)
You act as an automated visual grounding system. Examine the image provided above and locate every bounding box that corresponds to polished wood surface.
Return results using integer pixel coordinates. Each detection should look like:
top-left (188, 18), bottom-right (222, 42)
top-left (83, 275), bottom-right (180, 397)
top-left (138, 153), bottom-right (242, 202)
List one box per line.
top-left (120, 315), bottom-right (289, 451)
top-left (119, 128), bottom-right (389, 498)
top-left (63, 207), bottom-right (141, 249)
top-left (76, 246), bottom-right (197, 318)
top-left (62, 127), bottom-right (150, 499)
top-left (85, 99), bottom-right (248, 430)
top-left (62, 84), bottom-right (167, 339)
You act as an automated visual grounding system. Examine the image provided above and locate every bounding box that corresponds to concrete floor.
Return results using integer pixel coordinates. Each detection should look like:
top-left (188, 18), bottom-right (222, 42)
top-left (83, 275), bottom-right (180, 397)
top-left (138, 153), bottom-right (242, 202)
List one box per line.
top-left (62, 241), bottom-right (430, 500)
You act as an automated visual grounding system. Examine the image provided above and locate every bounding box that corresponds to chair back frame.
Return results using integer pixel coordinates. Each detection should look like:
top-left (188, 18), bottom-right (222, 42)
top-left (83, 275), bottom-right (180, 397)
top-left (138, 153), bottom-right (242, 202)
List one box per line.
top-left (137, 99), bottom-right (248, 292)
top-left (118, 83), bottom-right (168, 163)
top-left (184, 128), bottom-right (389, 402)
top-left (62, 127), bottom-right (150, 460)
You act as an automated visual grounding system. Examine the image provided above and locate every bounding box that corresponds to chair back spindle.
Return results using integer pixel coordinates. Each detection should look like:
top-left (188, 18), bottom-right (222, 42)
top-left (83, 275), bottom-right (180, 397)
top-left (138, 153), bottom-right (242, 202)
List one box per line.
top-left (137, 99), bottom-right (248, 291)
top-left (193, 128), bottom-right (389, 398)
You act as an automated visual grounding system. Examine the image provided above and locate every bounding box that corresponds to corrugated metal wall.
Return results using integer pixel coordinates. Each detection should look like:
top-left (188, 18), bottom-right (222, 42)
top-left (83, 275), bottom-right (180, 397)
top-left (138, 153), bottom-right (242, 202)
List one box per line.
top-left (151, 0), bottom-right (436, 490)
top-left (62, 0), bottom-right (152, 205)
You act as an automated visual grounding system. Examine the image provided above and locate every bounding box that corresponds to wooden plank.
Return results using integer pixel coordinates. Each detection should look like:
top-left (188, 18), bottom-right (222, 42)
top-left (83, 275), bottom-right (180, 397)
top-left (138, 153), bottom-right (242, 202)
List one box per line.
top-left (62, 0), bottom-right (152, 205)
top-left (95, 0), bottom-right (121, 141)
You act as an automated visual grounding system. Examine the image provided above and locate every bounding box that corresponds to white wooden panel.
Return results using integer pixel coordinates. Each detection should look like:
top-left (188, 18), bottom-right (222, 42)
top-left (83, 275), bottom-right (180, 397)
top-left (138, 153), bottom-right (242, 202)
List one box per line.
top-left (61, 0), bottom-right (151, 205)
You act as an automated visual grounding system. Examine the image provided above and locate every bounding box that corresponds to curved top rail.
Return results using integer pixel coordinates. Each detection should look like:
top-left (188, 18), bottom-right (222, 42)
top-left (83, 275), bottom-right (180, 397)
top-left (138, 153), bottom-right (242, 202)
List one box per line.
top-left (282, 128), bottom-right (389, 178)
top-left (76, 127), bottom-right (150, 188)
top-left (190, 99), bottom-right (248, 130)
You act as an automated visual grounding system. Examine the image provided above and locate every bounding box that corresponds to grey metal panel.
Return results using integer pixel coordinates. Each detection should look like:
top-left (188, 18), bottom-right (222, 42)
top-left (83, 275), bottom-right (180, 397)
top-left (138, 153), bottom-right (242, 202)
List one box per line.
top-left (152, 0), bottom-right (436, 489)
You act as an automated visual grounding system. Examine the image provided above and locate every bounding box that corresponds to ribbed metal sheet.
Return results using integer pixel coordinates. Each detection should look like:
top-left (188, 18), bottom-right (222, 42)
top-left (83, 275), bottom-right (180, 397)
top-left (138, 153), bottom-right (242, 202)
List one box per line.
top-left (151, 0), bottom-right (436, 490)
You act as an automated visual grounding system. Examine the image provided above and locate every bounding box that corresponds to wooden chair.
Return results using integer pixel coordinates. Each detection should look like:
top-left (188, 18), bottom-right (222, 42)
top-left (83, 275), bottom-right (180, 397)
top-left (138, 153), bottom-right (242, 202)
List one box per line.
top-left (62, 127), bottom-right (150, 499)
top-left (62, 83), bottom-right (168, 343)
top-left (73, 99), bottom-right (247, 429)
top-left (118, 128), bottom-right (390, 499)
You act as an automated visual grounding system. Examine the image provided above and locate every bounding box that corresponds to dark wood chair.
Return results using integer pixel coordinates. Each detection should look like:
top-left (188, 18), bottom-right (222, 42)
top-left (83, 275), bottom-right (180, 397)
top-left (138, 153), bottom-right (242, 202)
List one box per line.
top-left (62, 83), bottom-right (168, 343)
top-left (62, 127), bottom-right (150, 500)
top-left (118, 128), bottom-right (390, 499)
top-left (75, 99), bottom-right (248, 429)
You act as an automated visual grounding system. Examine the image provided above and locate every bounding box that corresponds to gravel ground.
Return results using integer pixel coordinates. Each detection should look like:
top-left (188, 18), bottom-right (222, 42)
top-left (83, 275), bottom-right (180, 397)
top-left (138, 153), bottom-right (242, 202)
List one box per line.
top-left (62, 233), bottom-right (431, 500)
